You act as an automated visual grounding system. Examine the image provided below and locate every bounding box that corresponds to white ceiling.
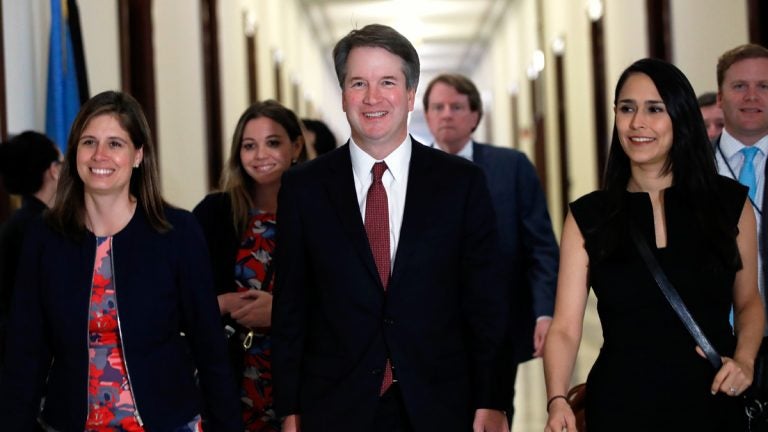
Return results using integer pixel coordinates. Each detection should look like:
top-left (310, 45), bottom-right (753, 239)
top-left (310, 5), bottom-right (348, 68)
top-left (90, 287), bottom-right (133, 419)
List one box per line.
top-left (299, 0), bottom-right (513, 76)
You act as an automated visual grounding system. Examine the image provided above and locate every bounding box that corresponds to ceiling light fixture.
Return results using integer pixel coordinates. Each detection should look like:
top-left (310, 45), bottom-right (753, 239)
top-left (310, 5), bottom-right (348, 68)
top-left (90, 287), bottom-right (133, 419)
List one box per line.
top-left (552, 36), bottom-right (566, 56)
top-left (586, 0), bottom-right (604, 22)
top-left (243, 10), bottom-right (257, 37)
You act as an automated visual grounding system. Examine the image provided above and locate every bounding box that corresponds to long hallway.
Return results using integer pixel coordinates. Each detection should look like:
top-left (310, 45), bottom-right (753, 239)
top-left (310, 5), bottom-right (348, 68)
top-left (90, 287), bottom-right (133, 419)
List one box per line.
top-left (0, 2), bottom-right (763, 431)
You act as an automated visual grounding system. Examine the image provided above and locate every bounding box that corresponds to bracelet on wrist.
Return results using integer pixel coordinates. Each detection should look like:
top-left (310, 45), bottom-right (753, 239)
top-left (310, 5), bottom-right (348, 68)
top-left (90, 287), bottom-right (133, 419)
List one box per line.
top-left (546, 395), bottom-right (569, 412)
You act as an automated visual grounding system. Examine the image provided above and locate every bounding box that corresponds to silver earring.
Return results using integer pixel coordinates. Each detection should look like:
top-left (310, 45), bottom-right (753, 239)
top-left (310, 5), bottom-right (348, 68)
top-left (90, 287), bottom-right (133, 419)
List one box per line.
top-left (133, 163), bottom-right (140, 168)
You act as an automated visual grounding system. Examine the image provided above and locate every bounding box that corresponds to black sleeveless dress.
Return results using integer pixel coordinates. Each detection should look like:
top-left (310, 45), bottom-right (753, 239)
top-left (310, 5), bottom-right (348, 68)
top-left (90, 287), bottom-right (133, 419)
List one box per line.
top-left (570, 177), bottom-right (748, 431)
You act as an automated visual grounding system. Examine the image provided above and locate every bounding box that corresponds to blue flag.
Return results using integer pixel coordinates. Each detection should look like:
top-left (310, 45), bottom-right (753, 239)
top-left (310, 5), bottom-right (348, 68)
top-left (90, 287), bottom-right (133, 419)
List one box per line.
top-left (45, 0), bottom-right (88, 153)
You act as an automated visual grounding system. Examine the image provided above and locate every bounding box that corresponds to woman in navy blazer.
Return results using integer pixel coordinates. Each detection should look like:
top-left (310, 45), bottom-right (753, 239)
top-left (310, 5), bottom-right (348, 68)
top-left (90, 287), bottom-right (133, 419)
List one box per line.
top-left (0, 91), bottom-right (241, 431)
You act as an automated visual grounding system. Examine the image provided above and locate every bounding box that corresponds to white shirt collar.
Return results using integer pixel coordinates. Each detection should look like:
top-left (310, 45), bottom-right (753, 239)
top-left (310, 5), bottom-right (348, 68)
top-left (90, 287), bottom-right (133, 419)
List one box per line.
top-left (350, 136), bottom-right (412, 184)
top-left (720, 128), bottom-right (768, 158)
top-left (433, 139), bottom-right (474, 161)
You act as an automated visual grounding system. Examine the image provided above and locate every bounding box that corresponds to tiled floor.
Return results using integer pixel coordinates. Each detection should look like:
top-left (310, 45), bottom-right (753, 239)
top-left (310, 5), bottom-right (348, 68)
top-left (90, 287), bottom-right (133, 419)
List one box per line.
top-left (511, 292), bottom-right (602, 432)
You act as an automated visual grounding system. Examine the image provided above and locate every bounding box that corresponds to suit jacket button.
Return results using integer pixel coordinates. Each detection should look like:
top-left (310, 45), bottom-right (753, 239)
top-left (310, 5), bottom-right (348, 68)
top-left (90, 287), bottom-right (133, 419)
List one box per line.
top-left (383, 318), bottom-right (394, 325)
top-left (371, 368), bottom-right (382, 375)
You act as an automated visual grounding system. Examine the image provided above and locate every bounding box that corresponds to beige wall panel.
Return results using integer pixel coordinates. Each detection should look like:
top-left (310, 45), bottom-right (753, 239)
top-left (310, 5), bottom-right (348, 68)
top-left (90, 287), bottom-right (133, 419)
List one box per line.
top-left (284, 0), bottom-right (300, 112)
top-left (562, 3), bottom-right (599, 203)
top-left (218, 0), bottom-right (250, 165)
top-left (294, 10), bottom-right (347, 142)
top-left (490, 23), bottom-right (513, 150)
top-left (604, 0), bottom-right (647, 82)
top-left (471, 2), bottom-right (516, 149)
top-left (264, 0), bottom-right (284, 102)
top-left (153, 0), bottom-right (207, 210)
top-left (3, 0), bottom-right (47, 133)
top-left (604, 0), bottom-right (647, 136)
top-left (79, 0), bottom-right (120, 95)
top-left (543, 0), bottom-right (599, 209)
top-left (256, 0), bottom-right (276, 101)
top-left (514, 0), bottom-right (538, 158)
top-left (671, 0), bottom-right (748, 95)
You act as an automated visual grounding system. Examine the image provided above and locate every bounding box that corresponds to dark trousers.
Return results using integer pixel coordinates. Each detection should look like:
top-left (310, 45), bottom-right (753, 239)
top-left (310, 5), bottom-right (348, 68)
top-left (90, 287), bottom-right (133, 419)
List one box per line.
top-left (505, 362), bottom-right (520, 426)
top-left (374, 384), bottom-right (414, 432)
top-left (747, 337), bottom-right (768, 432)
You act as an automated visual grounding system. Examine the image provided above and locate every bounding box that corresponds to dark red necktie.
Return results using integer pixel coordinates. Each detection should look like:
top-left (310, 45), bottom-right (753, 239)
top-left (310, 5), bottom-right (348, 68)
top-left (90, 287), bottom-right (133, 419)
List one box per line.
top-left (364, 161), bottom-right (393, 395)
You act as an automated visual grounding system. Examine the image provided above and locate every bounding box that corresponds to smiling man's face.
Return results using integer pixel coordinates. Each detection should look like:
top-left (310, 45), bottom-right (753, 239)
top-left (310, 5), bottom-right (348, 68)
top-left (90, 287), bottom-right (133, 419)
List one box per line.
top-left (718, 57), bottom-right (768, 145)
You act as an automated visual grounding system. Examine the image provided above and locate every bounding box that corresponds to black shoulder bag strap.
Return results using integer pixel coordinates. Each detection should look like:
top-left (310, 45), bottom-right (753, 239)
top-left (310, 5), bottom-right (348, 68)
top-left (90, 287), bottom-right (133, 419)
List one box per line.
top-left (629, 222), bottom-right (723, 369)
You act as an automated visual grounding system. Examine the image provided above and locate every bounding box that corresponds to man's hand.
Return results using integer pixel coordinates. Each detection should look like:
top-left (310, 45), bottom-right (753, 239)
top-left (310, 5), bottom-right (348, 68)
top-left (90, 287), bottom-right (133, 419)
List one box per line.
top-left (533, 318), bottom-right (552, 357)
top-left (472, 408), bottom-right (509, 432)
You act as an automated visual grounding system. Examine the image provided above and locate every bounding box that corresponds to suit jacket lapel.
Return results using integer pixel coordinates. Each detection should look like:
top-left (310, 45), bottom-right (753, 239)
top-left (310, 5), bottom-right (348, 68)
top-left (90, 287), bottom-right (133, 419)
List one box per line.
top-left (716, 134), bottom-right (768, 284)
top-left (471, 141), bottom-right (486, 166)
top-left (391, 140), bottom-right (433, 287)
top-left (325, 143), bottom-right (382, 287)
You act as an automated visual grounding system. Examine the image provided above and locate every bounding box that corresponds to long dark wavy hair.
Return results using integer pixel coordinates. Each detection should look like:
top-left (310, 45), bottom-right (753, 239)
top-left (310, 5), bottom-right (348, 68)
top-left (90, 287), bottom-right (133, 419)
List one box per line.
top-left (220, 100), bottom-right (304, 236)
top-left (47, 91), bottom-right (170, 238)
top-left (595, 58), bottom-right (740, 270)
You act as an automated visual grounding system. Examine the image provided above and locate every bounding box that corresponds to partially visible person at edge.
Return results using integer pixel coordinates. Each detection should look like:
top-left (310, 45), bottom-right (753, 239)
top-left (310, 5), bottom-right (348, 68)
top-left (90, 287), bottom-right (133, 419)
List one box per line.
top-left (713, 44), bottom-right (768, 349)
top-left (422, 73), bottom-right (559, 427)
top-left (272, 23), bottom-right (509, 432)
top-left (0, 131), bottom-right (60, 371)
top-left (698, 91), bottom-right (725, 140)
top-left (0, 90), bottom-right (242, 431)
top-left (301, 118), bottom-right (337, 159)
top-left (193, 100), bottom-right (304, 431)
top-left (544, 58), bottom-right (764, 431)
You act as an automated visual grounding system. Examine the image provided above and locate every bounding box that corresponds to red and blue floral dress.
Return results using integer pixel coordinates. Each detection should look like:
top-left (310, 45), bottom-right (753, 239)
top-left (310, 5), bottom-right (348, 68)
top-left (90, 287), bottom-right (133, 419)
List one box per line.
top-left (85, 236), bottom-right (203, 432)
top-left (235, 211), bottom-right (278, 431)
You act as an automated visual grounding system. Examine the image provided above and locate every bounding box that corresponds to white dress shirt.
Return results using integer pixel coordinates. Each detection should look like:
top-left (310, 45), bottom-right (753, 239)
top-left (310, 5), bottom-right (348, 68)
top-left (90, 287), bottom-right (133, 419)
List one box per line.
top-left (349, 137), bottom-right (412, 268)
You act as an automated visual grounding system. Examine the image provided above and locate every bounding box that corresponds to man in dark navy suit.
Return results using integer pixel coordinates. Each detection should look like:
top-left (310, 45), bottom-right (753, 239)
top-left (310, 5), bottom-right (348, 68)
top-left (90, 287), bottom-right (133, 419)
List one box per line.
top-left (272, 25), bottom-right (509, 432)
top-left (423, 73), bottom-right (559, 427)
top-left (713, 44), bottom-right (768, 344)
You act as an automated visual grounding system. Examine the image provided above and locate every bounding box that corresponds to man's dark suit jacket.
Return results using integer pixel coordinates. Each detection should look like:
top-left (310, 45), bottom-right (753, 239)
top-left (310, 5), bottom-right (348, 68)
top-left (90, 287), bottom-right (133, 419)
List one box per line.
top-left (272, 139), bottom-right (509, 432)
top-left (713, 135), bottom-right (768, 314)
top-left (473, 142), bottom-right (559, 364)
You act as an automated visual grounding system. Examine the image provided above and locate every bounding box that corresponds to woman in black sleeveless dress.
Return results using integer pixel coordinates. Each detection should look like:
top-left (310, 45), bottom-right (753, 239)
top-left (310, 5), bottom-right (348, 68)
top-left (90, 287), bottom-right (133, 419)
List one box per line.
top-left (543, 59), bottom-right (765, 431)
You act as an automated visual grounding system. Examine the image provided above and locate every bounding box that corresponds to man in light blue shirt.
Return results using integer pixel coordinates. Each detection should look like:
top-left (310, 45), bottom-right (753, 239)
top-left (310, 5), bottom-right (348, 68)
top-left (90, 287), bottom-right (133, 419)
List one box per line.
top-left (714, 44), bottom-right (768, 340)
